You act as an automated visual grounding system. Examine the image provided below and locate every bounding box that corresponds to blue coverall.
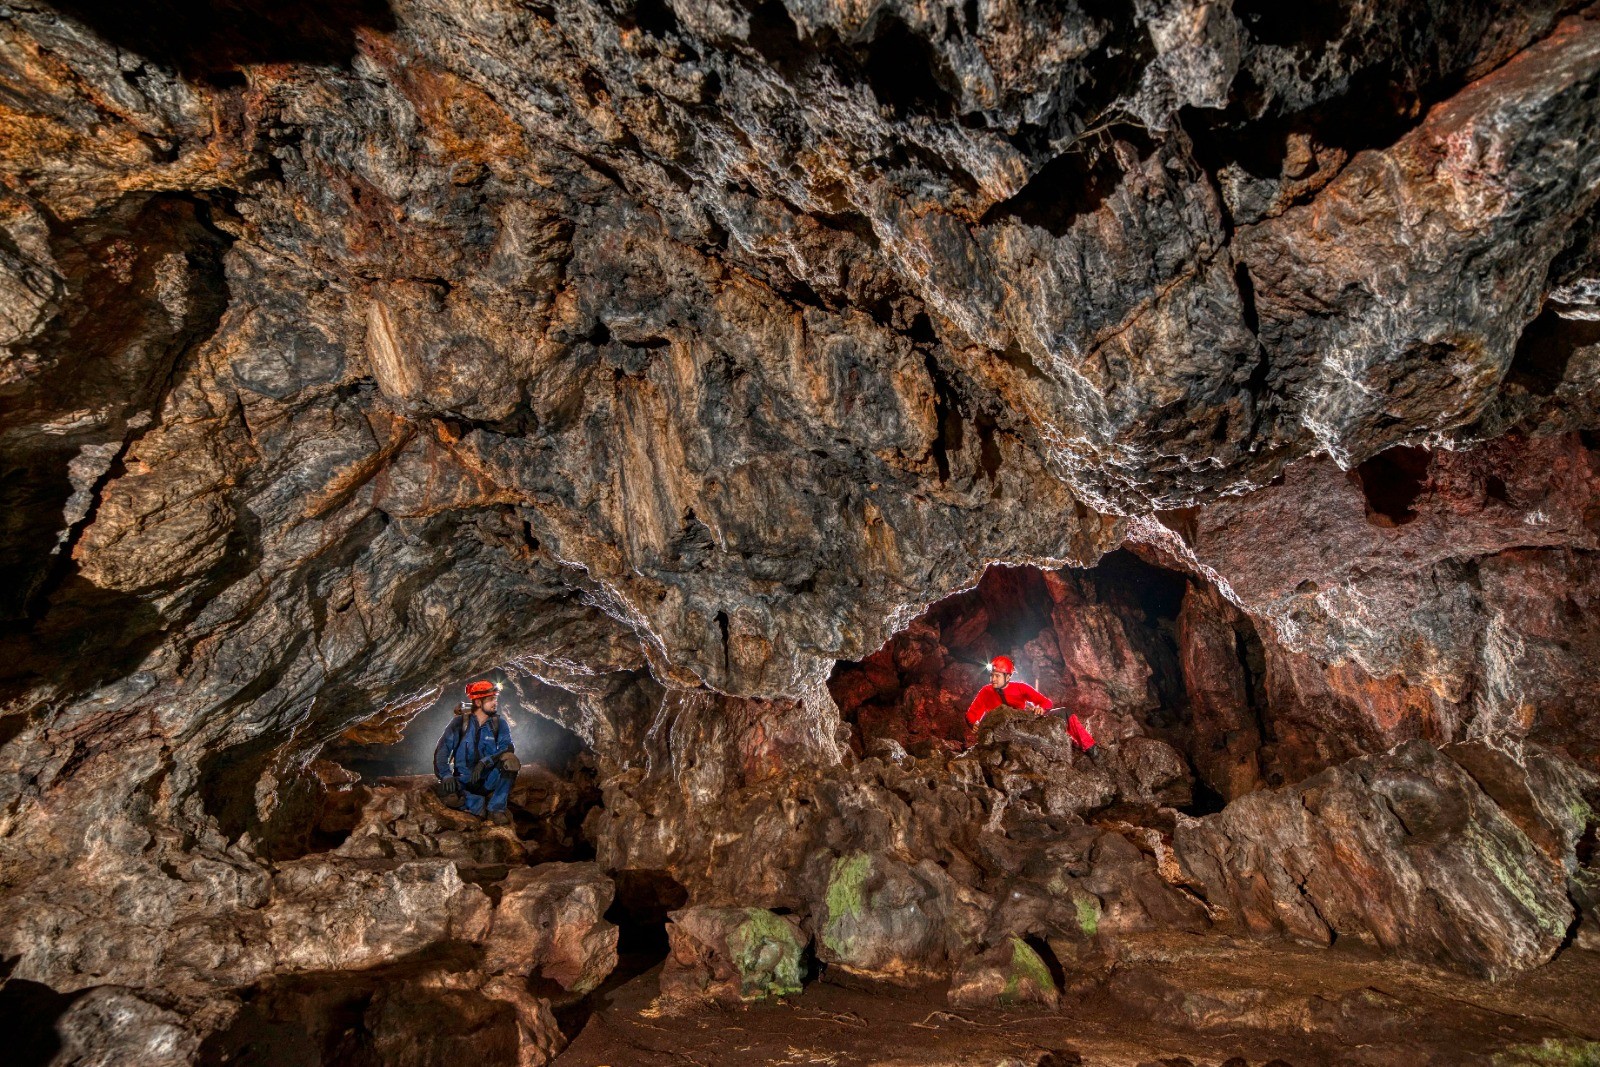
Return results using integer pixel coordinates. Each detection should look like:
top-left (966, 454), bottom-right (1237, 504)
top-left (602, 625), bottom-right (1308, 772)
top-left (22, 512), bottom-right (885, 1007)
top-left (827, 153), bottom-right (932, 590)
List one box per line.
top-left (433, 713), bottom-right (515, 818)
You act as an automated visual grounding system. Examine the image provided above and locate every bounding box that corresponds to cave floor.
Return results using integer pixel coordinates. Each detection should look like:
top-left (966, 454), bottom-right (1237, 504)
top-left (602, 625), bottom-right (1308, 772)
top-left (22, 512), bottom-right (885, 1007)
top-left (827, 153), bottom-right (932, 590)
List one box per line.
top-left (554, 935), bottom-right (1600, 1067)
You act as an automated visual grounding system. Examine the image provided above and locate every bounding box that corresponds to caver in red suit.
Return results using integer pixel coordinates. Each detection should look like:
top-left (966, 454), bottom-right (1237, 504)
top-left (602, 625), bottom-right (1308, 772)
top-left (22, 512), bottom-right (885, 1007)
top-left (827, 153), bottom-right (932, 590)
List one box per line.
top-left (964, 655), bottom-right (1098, 755)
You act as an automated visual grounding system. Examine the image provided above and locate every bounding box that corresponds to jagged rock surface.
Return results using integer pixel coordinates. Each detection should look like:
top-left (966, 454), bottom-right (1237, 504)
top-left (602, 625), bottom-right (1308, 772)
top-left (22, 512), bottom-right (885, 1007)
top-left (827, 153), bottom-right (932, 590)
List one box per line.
top-left (659, 905), bottom-right (807, 1009)
top-left (2, 0), bottom-right (1600, 1060)
top-left (1174, 740), bottom-right (1588, 978)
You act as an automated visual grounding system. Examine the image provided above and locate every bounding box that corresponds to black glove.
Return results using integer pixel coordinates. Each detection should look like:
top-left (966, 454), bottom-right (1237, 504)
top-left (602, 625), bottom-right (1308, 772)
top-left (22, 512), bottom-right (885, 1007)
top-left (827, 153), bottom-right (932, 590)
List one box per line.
top-left (1086, 745), bottom-right (1104, 765)
top-left (497, 751), bottom-right (521, 774)
top-left (434, 778), bottom-right (464, 809)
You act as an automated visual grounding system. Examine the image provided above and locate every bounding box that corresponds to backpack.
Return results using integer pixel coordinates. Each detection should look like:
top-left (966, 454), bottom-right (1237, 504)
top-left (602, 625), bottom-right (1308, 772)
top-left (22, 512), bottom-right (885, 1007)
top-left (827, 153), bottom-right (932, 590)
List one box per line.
top-left (442, 713), bottom-right (506, 759)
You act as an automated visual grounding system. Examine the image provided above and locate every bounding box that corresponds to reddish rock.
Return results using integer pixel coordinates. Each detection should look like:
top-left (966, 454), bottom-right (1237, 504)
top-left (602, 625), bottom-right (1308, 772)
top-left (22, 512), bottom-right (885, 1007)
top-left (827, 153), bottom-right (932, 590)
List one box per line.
top-left (1177, 582), bottom-right (1264, 801)
top-left (1175, 742), bottom-right (1576, 978)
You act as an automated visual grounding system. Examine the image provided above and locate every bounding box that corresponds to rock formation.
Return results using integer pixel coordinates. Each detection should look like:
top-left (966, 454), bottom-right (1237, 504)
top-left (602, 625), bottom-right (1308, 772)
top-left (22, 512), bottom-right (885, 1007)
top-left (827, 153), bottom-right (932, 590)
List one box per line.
top-left (2, 0), bottom-right (1599, 1063)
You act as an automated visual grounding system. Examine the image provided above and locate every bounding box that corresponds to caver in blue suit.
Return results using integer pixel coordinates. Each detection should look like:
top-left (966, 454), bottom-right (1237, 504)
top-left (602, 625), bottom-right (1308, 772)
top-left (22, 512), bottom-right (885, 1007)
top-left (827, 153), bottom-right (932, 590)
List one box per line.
top-left (433, 710), bottom-right (517, 818)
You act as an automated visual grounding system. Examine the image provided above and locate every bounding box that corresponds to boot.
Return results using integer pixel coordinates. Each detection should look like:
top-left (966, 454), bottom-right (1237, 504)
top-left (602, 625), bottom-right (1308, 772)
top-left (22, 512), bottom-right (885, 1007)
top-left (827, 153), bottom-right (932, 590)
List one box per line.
top-left (488, 810), bottom-right (513, 827)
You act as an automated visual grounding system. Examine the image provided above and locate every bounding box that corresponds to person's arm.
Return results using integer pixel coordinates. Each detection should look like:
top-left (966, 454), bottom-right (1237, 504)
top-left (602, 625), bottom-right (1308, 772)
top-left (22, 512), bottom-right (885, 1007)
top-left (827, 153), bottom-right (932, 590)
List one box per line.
top-left (1014, 683), bottom-right (1052, 712)
top-left (965, 688), bottom-right (996, 726)
top-left (433, 721), bottom-right (456, 780)
top-left (495, 721), bottom-right (520, 772)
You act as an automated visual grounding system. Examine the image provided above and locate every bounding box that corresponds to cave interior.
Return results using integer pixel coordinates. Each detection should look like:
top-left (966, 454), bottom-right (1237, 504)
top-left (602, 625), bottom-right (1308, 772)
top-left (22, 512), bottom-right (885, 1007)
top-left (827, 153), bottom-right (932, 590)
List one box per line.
top-left (3, 0), bottom-right (1600, 1065)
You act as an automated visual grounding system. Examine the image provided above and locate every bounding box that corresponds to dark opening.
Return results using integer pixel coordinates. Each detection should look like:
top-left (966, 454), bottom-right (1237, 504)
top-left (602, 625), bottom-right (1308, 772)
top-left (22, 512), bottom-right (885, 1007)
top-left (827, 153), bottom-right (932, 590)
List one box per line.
top-left (862, 17), bottom-right (958, 120)
top-left (1507, 307), bottom-right (1600, 397)
top-left (980, 133), bottom-right (1155, 236)
top-left (925, 351), bottom-right (963, 483)
top-left (1185, 778), bottom-right (1228, 817)
top-left (1233, 0), bottom-right (1347, 49)
top-left (604, 869), bottom-right (688, 971)
top-left (715, 610), bottom-right (732, 672)
top-left (744, 1), bottom-right (810, 77)
top-left (44, 0), bottom-right (396, 82)
top-left (629, 0), bottom-right (680, 38)
top-left (975, 412), bottom-right (1003, 481)
top-left (0, 963), bottom-right (81, 1067)
top-left (1352, 445), bottom-right (1431, 527)
top-left (1021, 935), bottom-right (1067, 992)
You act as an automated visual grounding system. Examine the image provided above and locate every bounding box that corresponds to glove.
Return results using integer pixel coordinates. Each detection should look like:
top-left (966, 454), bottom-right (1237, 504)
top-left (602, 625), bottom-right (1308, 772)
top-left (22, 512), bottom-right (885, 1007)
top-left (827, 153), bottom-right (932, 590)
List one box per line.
top-left (434, 778), bottom-right (464, 809)
top-left (497, 751), bottom-right (521, 775)
top-left (1086, 745), bottom-right (1104, 765)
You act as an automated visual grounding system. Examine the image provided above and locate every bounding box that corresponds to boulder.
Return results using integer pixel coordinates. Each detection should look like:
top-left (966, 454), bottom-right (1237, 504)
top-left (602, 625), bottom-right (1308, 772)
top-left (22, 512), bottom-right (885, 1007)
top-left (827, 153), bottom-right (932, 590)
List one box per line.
top-left (659, 906), bottom-right (807, 1008)
top-left (814, 852), bottom-right (953, 986)
top-left (1115, 737), bottom-right (1194, 808)
top-left (1175, 741), bottom-right (1574, 977)
top-left (48, 986), bottom-right (205, 1067)
top-left (484, 862), bottom-right (618, 994)
top-left (335, 781), bottom-right (526, 866)
top-left (948, 936), bottom-right (1060, 1010)
top-left (264, 858), bottom-right (493, 973)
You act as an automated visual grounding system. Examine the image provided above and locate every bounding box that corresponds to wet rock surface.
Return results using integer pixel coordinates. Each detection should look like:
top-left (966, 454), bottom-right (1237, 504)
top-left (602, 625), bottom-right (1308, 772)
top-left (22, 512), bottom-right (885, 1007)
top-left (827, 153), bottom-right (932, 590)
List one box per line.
top-left (2, 1), bottom-right (1600, 1063)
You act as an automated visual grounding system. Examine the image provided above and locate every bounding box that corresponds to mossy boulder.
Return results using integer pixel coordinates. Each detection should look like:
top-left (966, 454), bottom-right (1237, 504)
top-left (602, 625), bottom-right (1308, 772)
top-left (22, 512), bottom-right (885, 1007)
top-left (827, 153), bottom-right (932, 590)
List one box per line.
top-left (815, 851), bottom-right (952, 985)
top-left (659, 906), bottom-right (807, 1009)
top-left (948, 936), bottom-right (1060, 1010)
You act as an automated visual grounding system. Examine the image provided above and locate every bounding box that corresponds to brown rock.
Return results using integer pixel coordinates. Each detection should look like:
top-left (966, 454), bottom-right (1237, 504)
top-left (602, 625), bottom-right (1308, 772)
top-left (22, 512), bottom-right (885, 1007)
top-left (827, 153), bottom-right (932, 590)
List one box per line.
top-left (484, 862), bottom-right (618, 994)
top-left (948, 936), bottom-right (1060, 1011)
top-left (264, 858), bottom-right (493, 973)
top-left (1175, 742), bottom-right (1575, 977)
top-left (659, 906), bottom-right (807, 1008)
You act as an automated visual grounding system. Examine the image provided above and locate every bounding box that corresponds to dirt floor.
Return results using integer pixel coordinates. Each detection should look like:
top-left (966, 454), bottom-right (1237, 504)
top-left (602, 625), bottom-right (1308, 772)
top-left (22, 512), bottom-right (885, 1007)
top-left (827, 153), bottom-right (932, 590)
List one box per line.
top-left (552, 936), bottom-right (1600, 1067)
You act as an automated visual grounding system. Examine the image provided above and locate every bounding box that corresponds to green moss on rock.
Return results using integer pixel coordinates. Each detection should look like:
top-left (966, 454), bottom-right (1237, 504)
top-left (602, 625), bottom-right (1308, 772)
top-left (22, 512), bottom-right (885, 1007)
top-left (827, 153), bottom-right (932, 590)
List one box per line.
top-left (727, 908), bottom-right (804, 1000)
top-left (1000, 936), bottom-right (1057, 1005)
top-left (1073, 891), bottom-right (1101, 937)
top-left (822, 852), bottom-right (872, 957)
top-left (1493, 1039), bottom-right (1600, 1066)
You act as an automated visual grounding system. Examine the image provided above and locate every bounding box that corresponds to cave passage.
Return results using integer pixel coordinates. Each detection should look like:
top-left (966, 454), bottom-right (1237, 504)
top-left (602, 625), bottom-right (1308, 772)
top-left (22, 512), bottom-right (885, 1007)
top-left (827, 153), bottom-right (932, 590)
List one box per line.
top-left (830, 553), bottom-right (1203, 784)
top-left (827, 549), bottom-right (1363, 812)
top-left (322, 670), bottom-right (589, 782)
top-left (301, 669), bottom-right (602, 865)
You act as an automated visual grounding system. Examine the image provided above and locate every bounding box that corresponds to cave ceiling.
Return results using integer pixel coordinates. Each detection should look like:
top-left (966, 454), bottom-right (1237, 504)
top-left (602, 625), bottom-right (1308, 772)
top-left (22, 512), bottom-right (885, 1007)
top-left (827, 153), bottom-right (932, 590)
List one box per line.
top-left (6, 0), bottom-right (1598, 726)
top-left (3, 3), bottom-right (1600, 1059)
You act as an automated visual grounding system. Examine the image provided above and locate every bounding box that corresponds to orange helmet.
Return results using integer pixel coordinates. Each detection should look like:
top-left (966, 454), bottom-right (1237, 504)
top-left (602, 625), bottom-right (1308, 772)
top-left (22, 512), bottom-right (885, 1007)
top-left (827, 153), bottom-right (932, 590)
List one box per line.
top-left (465, 680), bottom-right (496, 700)
top-left (990, 656), bottom-right (1015, 674)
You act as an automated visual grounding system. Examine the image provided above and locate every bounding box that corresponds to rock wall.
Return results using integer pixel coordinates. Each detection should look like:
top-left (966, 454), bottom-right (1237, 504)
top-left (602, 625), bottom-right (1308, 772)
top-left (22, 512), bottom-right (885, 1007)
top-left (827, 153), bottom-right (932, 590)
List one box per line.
top-left (2, 1), bottom-right (1600, 1060)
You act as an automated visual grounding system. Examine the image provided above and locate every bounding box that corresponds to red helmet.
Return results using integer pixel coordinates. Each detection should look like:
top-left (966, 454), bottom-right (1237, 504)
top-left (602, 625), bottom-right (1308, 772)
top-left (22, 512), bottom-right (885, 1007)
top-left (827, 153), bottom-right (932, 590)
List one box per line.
top-left (989, 656), bottom-right (1015, 674)
top-left (465, 680), bottom-right (496, 699)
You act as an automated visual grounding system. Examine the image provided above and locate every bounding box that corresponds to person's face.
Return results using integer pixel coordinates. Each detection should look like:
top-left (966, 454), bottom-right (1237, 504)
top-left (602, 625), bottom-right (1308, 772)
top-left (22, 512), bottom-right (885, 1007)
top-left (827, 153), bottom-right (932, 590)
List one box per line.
top-left (477, 693), bottom-right (499, 715)
top-left (991, 669), bottom-right (1010, 688)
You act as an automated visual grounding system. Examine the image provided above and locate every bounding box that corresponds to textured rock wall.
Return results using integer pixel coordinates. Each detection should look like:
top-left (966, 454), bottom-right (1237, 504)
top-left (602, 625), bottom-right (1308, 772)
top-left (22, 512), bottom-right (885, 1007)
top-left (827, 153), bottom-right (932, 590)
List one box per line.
top-left (2, 0), bottom-right (1600, 1055)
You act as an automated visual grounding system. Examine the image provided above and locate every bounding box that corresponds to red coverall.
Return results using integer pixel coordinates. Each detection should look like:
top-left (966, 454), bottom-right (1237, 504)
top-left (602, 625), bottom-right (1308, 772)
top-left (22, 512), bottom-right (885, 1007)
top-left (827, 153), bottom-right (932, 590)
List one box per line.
top-left (965, 682), bottom-right (1096, 751)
